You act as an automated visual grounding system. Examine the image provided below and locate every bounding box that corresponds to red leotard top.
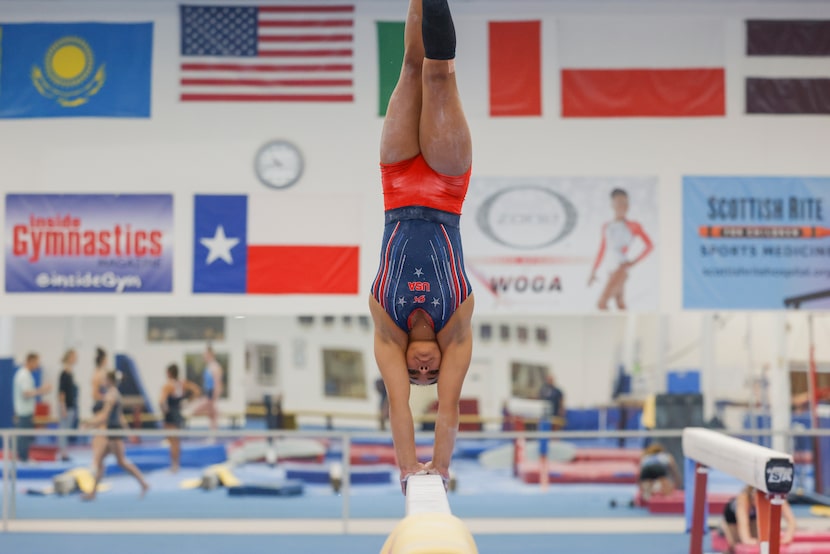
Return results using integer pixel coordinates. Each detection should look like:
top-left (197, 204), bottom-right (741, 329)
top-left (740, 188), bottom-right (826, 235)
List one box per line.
top-left (380, 154), bottom-right (471, 215)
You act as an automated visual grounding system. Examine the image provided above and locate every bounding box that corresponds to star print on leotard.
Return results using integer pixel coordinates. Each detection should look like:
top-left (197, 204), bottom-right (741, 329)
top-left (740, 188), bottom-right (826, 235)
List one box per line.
top-left (371, 216), bottom-right (472, 334)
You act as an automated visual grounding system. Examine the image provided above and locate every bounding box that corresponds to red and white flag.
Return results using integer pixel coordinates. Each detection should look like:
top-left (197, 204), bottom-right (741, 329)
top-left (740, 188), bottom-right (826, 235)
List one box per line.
top-left (558, 17), bottom-right (726, 117)
top-left (193, 193), bottom-right (361, 294)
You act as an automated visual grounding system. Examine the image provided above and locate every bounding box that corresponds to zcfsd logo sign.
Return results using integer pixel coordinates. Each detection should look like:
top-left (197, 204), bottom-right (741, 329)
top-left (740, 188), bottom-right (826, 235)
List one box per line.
top-left (476, 186), bottom-right (578, 250)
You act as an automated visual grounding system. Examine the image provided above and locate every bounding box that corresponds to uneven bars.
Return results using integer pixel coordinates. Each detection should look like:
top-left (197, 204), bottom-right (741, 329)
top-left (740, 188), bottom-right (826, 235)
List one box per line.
top-left (682, 427), bottom-right (794, 554)
top-left (380, 474), bottom-right (478, 554)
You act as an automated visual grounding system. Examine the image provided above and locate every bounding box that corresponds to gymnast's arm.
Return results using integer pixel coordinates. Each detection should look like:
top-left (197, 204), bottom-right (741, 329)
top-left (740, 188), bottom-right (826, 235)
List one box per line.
top-left (370, 299), bottom-right (423, 482)
top-left (781, 501), bottom-right (796, 543)
top-left (86, 390), bottom-right (115, 428)
top-left (431, 298), bottom-right (475, 479)
top-left (588, 224), bottom-right (607, 285)
top-left (735, 493), bottom-right (757, 545)
top-left (91, 371), bottom-right (104, 402)
top-left (184, 379), bottom-right (202, 398)
top-left (627, 221), bottom-right (654, 267)
top-left (159, 382), bottom-right (172, 415)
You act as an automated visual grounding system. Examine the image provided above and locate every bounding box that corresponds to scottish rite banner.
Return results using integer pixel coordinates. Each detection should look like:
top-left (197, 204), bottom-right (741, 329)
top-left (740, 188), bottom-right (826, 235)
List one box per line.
top-left (0, 22), bottom-right (152, 118)
top-left (684, 176), bottom-right (830, 309)
top-left (5, 194), bottom-right (173, 293)
top-left (461, 177), bottom-right (659, 313)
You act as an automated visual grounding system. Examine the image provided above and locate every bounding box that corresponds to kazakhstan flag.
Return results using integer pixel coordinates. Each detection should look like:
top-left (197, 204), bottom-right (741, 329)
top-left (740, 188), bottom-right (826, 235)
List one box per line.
top-left (0, 22), bottom-right (152, 118)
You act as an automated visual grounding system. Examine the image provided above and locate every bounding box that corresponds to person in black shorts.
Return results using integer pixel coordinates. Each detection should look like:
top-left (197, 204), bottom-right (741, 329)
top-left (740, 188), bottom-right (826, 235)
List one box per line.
top-left (638, 443), bottom-right (680, 501)
top-left (159, 363), bottom-right (201, 472)
top-left (57, 349), bottom-right (79, 461)
top-left (83, 370), bottom-right (149, 500)
top-left (720, 486), bottom-right (796, 552)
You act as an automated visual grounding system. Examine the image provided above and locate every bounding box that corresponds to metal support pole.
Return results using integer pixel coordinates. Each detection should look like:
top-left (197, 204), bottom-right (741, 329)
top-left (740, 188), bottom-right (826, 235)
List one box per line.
top-left (10, 434), bottom-right (16, 519)
top-left (341, 433), bottom-right (351, 534)
top-left (689, 463), bottom-right (709, 554)
top-left (768, 495), bottom-right (784, 554)
top-left (2, 431), bottom-right (9, 532)
top-left (755, 489), bottom-right (771, 554)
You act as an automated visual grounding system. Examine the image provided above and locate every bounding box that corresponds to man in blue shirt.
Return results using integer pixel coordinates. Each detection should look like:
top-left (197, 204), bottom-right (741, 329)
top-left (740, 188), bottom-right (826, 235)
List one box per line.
top-left (539, 374), bottom-right (565, 429)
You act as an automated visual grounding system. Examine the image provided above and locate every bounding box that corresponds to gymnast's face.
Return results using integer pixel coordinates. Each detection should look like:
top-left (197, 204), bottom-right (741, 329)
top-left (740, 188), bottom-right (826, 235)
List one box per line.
top-left (406, 340), bottom-right (441, 386)
top-left (612, 193), bottom-right (629, 219)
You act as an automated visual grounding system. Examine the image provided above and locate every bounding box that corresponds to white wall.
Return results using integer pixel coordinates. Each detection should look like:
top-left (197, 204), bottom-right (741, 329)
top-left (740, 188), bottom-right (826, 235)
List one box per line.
top-left (0, 0), bottom-right (828, 316)
top-left (2, 0), bottom-right (830, 420)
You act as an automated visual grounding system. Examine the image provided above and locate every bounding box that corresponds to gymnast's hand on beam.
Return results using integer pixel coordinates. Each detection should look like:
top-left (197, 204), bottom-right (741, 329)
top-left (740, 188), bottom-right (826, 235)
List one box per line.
top-left (399, 463), bottom-right (428, 495)
top-left (423, 460), bottom-right (449, 480)
top-left (424, 461), bottom-right (450, 490)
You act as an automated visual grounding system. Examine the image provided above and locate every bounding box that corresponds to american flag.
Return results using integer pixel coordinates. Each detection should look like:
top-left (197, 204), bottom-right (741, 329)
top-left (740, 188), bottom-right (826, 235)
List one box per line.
top-left (179, 4), bottom-right (354, 102)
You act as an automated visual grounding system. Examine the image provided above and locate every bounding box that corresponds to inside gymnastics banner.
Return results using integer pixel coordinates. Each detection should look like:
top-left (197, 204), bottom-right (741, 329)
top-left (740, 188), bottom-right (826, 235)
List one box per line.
top-left (4, 194), bottom-right (173, 293)
top-left (684, 176), bottom-right (830, 309)
top-left (461, 177), bottom-right (659, 313)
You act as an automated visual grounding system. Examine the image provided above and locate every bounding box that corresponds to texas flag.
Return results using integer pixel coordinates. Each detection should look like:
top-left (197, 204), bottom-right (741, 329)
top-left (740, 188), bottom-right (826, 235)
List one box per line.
top-left (193, 194), bottom-right (360, 294)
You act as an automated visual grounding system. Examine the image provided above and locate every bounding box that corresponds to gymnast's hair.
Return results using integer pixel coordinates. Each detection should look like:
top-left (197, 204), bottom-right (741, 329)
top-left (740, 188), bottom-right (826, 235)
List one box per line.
top-left (95, 346), bottom-right (107, 368)
top-left (167, 363), bottom-right (179, 379)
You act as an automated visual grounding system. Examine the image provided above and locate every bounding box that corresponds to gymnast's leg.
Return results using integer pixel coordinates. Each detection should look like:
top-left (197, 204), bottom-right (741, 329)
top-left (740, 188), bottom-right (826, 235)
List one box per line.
top-left (419, 0), bottom-right (472, 176)
top-left (380, 0), bottom-right (424, 164)
top-left (113, 438), bottom-right (150, 497)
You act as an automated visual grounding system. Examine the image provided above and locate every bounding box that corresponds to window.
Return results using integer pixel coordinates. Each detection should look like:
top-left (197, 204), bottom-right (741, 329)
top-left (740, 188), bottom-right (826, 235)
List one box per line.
top-left (511, 361), bottom-right (549, 399)
top-left (147, 316), bottom-right (225, 342)
top-left (322, 349), bottom-right (367, 399)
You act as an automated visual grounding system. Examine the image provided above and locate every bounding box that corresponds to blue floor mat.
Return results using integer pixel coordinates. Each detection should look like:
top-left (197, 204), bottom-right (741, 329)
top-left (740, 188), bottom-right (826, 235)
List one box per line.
top-left (0, 532), bottom-right (691, 554)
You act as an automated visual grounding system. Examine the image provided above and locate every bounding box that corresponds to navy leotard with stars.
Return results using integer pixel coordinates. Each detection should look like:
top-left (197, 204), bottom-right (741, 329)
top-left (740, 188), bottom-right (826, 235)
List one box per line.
top-left (372, 206), bottom-right (472, 333)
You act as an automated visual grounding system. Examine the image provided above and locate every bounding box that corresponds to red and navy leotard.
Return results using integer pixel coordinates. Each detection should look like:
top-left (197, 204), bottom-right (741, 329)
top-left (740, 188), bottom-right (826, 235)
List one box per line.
top-left (371, 154), bottom-right (472, 333)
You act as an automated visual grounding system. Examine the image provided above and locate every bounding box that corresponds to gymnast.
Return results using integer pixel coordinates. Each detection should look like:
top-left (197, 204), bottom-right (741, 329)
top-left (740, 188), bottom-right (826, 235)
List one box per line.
top-left (637, 443), bottom-right (681, 501)
top-left (720, 485), bottom-right (796, 552)
top-left (588, 188), bottom-right (654, 311)
top-left (369, 0), bottom-right (473, 493)
top-left (159, 363), bottom-right (201, 473)
top-left (82, 370), bottom-right (149, 500)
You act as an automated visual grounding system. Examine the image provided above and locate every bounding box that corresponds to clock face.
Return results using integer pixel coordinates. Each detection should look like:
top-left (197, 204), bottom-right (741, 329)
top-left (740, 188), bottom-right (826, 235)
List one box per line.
top-left (254, 140), bottom-right (303, 189)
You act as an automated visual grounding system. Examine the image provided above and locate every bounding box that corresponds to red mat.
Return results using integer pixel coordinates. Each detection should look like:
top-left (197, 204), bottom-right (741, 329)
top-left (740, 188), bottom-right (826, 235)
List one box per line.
top-left (0, 445), bottom-right (57, 462)
top-left (712, 532), bottom-right (830, 553)
top-left (636, 490), bottom-right (732, 514)
top-left (573, 448), bottom-right (642, 463)
top-left (519, 460), bottom-right (639, 484)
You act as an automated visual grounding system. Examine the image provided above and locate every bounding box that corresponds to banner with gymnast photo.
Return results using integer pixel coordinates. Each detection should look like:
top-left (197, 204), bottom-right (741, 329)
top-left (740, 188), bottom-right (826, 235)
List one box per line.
top-left (461, 177), bottom-right (659, 313)
top-left (684, 176), bottom-right (830, 309)
top-left (4, 194), bottom-right (173, 293)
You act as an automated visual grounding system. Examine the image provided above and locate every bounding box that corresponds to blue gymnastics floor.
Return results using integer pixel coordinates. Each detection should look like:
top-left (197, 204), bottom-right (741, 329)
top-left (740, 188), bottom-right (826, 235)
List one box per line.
top-left (0, 532), bottom-right (690, 554)
top-left (7, 453), bottom-right (751, 521)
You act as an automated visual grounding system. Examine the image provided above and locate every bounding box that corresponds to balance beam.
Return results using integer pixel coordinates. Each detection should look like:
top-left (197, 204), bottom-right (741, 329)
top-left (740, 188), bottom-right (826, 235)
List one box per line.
top-left (683, 427), bottom-right (795, 554)
top-left (406, 474), bottom-right (450, 516)
top-left (380, 474), bottom-right (478, 554)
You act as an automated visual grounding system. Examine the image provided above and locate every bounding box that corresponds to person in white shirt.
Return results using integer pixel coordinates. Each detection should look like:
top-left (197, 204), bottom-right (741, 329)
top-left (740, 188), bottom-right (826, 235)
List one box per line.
top-left (13, 352), bottom-right (52, 462)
